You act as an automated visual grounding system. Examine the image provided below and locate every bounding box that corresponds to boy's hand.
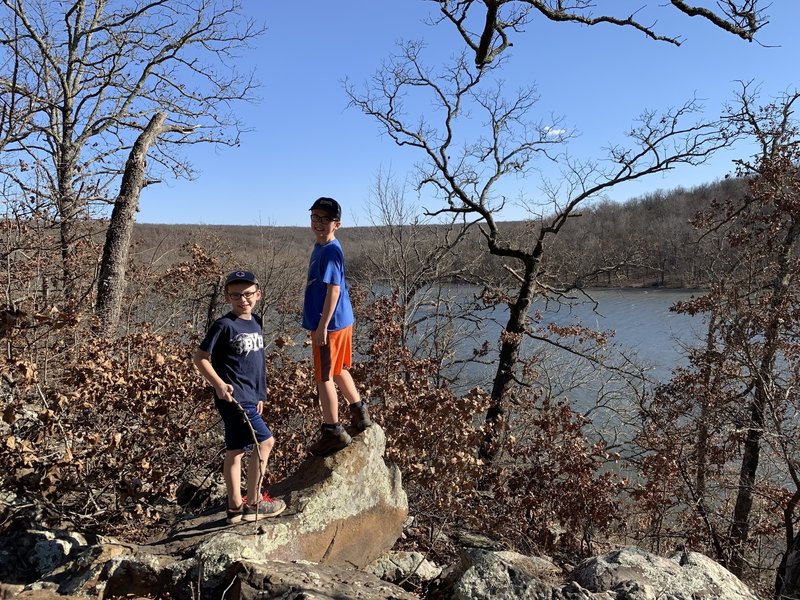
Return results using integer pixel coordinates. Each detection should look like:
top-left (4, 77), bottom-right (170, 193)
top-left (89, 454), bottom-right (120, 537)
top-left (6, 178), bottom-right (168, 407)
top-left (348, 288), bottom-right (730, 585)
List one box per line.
top-left (256, 400), bottom-right (264, 415)
top-left (314, 326), bottom-right (328, 347)
top-left (215, 382), bottom-right (234, 402)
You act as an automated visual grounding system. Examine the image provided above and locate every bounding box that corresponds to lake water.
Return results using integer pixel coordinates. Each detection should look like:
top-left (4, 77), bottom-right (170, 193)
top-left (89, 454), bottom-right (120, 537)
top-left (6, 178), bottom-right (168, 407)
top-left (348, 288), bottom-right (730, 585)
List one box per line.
top-left (416, 287), bottom-right (707, 401)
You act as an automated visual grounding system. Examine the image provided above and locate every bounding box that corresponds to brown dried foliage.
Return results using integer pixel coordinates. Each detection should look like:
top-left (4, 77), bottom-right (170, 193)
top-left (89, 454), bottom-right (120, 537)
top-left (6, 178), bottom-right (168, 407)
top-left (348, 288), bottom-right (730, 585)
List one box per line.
top-left (1, 226), bottom-right (622, 566)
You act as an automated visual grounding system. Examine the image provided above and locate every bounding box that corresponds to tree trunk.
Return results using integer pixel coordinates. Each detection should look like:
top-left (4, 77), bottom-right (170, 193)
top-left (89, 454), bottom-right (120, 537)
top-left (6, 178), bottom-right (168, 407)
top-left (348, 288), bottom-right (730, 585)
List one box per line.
top-left (728, 221), bottom-right (800, 576)
top-left (95, 112), bottom-right (167, 334)
top-left (480, 259), bottom-right (537, 461)
top-left (727, 390), bottom-right (766, 576)
top-left (57, 154), bottom-right (81, 301)
top-left (776, 493), bottom-right (800, 598)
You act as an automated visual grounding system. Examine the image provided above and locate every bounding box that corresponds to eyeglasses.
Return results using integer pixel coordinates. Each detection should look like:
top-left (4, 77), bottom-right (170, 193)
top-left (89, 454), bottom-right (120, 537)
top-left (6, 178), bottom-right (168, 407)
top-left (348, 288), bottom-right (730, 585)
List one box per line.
top-left (227, 290), bottom-right (258, 301)
top-left (310, 214), bottom-right (336, 224)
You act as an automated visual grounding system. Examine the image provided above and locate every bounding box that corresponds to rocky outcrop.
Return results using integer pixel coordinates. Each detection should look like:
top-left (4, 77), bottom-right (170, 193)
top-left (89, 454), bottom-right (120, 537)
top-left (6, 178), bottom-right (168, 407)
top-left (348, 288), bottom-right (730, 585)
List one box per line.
top-left (0, 425), bottom-right (767, 600)
top-left (5, 424), bottom-right (409, 599)
top-left (570, 547), bottom-right (760, 599)
top-left (445, 542), bottom-right (760, 600)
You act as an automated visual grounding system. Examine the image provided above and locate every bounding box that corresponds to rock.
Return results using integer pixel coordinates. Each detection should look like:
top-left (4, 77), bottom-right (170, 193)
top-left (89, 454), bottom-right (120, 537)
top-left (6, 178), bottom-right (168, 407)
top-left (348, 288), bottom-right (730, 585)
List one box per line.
top-left (450, 547), bottom-right (572, 600)
top-left (570, 546), bottom-right (760, 600)
top-left (368, 550), bottom-right (442, 582)
top-left (446, 542), bottom-right (761, 600)
top-left (174, 474), bottom-right (226, 510)
top-left (28, 531), bottom-right (88, 577)
top-left (225, 559), bottom-right (419, 600)
top-left (0, 529), bottom-right (89, 584)
top-left (46, 424), bottom-right (408, 599)
top-left (0, 583), bottom-right (25, 599)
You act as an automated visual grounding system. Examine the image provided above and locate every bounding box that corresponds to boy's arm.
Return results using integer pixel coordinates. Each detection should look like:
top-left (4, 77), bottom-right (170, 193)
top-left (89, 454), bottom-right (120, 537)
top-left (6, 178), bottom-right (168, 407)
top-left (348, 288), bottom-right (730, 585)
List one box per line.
top-left (314, 283), bottom-right (340, 346)
top-left (192, 349), bottom-right (234, 402)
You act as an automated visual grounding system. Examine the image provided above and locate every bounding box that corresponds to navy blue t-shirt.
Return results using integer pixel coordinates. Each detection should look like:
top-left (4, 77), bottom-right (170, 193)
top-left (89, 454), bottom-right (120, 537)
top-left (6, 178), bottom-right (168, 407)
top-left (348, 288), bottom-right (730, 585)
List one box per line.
top-left (199, 312), bottom-right (266, 406)
top-left (302, 238), bottom-right (354, 331)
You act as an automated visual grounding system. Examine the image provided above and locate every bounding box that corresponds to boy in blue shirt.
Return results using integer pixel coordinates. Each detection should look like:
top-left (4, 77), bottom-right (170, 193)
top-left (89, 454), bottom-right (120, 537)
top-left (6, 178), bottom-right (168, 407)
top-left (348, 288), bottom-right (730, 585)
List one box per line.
top-left (303, 198), bottom-right (372, 456)
top-left (194, 270), bottom-right (286, 523)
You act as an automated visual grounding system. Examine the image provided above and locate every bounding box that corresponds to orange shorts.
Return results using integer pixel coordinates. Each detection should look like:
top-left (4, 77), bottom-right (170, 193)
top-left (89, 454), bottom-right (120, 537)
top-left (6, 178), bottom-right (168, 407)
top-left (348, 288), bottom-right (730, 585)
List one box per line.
top-left (312, 326), bottom-right (353, 382)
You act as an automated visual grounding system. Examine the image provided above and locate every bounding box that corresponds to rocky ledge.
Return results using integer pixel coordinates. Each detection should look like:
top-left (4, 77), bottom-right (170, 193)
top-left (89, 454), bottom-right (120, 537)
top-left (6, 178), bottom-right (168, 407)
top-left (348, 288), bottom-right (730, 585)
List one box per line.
top-left (0, 423), bottom-right (777, 600)
top-left (2, 424), bottom-right (412, 599)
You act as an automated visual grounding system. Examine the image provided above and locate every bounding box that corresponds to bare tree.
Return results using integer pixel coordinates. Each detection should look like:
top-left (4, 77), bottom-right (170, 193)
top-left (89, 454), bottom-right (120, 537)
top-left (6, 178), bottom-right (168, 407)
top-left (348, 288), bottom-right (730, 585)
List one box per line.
top-left (359, 168), bottom-right (480, 371)
top-left (435, 0), bottom-right (765, 68)
top-left (95, 112), bottom-right (195, 333)
top-left (720, 88), bottom-right (800, 581)
top-left (0, 0), bottom-right (262, 298)
top-left (633, 87), bottom-right (800, 591)
top-left (348, 38), bottom-right (736, 459)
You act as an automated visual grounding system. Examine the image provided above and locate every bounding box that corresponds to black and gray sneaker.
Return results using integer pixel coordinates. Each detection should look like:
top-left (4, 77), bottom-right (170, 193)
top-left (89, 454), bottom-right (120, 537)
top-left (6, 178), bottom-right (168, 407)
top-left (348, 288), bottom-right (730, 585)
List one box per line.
top-left (349, 401), bottom-right (373, 431)
top-left (309, 424), bottom-right (352, 457)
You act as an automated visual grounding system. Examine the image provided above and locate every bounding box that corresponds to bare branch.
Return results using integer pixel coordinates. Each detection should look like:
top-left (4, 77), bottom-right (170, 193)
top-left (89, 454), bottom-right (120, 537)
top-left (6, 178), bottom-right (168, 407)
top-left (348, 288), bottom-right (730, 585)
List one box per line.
top-left (435, 0), bottom-right (767, 67)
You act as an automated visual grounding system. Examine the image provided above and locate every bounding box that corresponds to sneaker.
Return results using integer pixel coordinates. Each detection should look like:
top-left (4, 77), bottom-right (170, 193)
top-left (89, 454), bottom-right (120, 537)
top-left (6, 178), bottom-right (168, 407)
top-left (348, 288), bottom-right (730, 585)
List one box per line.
top-left (308, 424), bottom-right (352, 457)
top-left (241, 491), bottom-right (273, 505)
top-left (226, 503), bottom-right (243, 524)
top-left (349, 402), bottom-right (373, 431)
top-left (242, 492), bottom-right (286, 522)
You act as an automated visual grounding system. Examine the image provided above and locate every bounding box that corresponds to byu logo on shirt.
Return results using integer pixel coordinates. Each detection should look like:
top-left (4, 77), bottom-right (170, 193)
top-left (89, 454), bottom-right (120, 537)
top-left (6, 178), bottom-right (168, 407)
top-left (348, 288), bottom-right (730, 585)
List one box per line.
top-left (232, 332), bottom-right (264, 355)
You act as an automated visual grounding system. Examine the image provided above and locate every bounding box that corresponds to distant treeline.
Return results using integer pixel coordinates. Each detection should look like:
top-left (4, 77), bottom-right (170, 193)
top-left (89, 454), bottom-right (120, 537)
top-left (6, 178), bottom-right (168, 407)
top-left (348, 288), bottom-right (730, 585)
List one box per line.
top-left (133, 177), bottom-right (745, 291)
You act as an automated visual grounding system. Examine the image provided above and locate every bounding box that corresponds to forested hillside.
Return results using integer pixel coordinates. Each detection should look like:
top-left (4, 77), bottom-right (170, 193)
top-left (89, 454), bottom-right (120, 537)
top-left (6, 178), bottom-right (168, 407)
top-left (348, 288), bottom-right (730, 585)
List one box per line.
top-left (133, 176), bottom-right (746, 292)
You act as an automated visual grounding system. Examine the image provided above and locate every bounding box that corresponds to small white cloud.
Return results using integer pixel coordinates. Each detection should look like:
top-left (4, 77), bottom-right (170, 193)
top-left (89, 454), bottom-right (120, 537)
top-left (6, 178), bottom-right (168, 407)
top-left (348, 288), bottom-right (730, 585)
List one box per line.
top-left (544, 126), bottom-right (566, 138)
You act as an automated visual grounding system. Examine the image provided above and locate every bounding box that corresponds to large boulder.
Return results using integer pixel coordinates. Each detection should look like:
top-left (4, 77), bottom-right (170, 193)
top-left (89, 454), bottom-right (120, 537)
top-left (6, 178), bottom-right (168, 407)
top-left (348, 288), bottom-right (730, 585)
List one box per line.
top-left (569, 546), bottom-right (760, 600)
top-left (25, 424), bottom-right (408, 599)
top-left (448, 545), bottom-right (589, 600)
top-left (445, 540), bottom-right (761, 600)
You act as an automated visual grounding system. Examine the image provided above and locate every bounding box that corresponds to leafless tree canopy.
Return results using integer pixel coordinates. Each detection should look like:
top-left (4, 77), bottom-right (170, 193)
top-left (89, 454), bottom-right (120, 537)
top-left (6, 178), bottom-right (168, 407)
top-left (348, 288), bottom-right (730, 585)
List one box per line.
top-left (0, 0), bottom-right (263, 294)
top-left (434, 0), bottom-right (766, 68)
top-left (1, 0), bottom-right (261, 189)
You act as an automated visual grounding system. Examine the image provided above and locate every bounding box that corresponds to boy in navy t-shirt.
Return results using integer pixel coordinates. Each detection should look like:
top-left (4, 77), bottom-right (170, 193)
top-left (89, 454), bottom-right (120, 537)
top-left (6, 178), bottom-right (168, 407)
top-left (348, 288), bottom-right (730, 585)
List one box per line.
top-left (194, 270), bottom-right (285, 523)
top-left (303, 198), bottom-right (373, 456)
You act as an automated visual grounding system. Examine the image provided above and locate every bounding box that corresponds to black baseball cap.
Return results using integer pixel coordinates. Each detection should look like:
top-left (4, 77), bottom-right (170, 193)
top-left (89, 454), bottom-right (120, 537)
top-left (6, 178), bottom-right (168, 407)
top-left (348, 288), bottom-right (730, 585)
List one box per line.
top-left (224, 270), bottom-right (259, 287)
top-left (309, 197), bottom-right (342, 221)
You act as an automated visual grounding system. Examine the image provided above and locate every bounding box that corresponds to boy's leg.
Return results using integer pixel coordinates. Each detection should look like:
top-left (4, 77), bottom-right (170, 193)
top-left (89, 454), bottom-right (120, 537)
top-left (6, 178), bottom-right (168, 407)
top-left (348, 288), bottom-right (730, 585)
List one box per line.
top-left (223, 449), bottom-right (245, 508)
top-left (310, 377), bottom-right (352, 456)
top-left (317, 379), bottom-right (340, 424)
top-left (246, 437), bottom-right (274, 501)
top-left (332, 368), bottom-right (360, 405)
top-left (308, 327), bottom-right (353, 456)
top-left (335, 369), bottom-right (373, 431)
top-left (242, 436), bottom-right (286, 520)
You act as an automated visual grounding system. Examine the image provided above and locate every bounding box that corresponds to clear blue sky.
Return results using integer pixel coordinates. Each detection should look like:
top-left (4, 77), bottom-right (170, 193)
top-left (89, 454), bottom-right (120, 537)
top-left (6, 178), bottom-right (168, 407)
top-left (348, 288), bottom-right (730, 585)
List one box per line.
top-left (136, 1), bottom-right (800, 227)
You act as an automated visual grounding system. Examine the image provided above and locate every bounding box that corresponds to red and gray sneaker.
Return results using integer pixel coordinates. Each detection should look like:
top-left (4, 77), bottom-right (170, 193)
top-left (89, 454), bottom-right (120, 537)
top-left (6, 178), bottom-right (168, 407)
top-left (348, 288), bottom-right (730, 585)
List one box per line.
top-left (242, 491), bottom-right (286, 522)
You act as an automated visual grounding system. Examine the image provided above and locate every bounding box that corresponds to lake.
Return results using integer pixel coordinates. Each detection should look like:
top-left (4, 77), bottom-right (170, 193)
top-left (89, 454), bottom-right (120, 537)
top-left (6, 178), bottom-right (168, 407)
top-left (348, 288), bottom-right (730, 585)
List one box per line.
top-left (410, 286), bottom-right (707, 404)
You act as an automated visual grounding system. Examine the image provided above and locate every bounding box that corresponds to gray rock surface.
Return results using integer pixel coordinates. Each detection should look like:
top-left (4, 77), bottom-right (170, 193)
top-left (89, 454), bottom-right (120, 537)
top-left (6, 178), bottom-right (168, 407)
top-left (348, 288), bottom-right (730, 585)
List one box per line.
top-left (368, 550), bottom-right (442, 583)
top-left (225, 559), bottom-right (419, 600)
top-left (446, 544), bottom-right (761, 600)
top-left (450, 547), bottom-right (582, 600)
top-left (570, 546), bottom-right (760, 600)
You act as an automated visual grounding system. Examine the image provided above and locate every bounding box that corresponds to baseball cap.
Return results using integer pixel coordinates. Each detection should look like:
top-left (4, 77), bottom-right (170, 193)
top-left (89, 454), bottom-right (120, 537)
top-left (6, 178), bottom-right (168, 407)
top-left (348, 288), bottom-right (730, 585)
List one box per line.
top-left (224, 270), bottom-right (259, 286)
top-left (309, 197), bottom-right (342, 221)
